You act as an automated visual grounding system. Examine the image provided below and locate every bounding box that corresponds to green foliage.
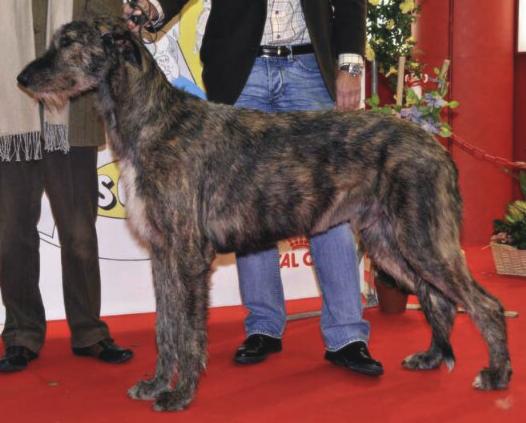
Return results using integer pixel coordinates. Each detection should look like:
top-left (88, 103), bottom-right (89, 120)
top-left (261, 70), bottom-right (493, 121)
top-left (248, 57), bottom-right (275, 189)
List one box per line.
top-left (493, 172), bottom-right (526, 249)
top-left (365, 2), bottom-right (458, 138)
top-left (367, 0), bottom-right (420, 87)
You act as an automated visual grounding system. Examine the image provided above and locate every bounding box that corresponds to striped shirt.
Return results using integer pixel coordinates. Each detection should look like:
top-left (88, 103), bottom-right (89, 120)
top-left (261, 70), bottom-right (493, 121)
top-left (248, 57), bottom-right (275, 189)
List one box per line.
top-left (261, 0), bottom-right (362, 66)
top-left (261, 0), bottom-right (311, 46)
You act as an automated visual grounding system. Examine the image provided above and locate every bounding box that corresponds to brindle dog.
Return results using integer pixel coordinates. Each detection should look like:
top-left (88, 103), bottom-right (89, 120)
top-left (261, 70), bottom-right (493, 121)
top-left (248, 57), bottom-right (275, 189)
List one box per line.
top-left (17, 18), bottom-right (511, 411)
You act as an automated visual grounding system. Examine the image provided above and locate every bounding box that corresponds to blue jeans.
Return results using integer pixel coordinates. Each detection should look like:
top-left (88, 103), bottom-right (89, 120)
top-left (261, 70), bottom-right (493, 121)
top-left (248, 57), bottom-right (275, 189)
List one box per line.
top-left (233, 54), bottom-right (370, 351)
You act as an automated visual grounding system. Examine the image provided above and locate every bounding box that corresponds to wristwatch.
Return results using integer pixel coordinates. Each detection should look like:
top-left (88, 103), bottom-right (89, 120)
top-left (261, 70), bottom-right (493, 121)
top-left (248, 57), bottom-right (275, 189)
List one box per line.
top-left (340, 63), bottom-right (364, 77)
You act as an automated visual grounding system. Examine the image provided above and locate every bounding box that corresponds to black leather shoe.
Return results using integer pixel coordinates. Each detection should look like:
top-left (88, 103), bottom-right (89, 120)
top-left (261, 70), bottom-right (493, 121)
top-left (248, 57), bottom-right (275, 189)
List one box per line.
top-left (234, 334), bottom-right (282, 364)
top-left (325, 341), bottom-right (384, 376)
top-left (0, 346), bottom-right (38, 373)
top-left (72, 339), bottom-right (133, 364)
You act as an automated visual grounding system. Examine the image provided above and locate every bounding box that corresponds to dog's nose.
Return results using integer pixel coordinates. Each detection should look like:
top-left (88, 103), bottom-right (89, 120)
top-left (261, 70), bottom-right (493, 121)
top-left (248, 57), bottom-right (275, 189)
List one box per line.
top-left (17, 71), bottom-right (30, 87)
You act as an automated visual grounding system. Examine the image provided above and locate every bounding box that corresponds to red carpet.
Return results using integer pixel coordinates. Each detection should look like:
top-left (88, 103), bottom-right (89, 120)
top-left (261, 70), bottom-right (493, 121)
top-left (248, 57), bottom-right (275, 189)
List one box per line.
top-left (1, 246), bottom-right (526, 422)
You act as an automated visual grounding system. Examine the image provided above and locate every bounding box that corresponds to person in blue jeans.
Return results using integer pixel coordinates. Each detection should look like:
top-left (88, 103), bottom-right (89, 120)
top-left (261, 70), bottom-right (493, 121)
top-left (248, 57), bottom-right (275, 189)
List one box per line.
top-left (124, 0), bottom-right (383, 376)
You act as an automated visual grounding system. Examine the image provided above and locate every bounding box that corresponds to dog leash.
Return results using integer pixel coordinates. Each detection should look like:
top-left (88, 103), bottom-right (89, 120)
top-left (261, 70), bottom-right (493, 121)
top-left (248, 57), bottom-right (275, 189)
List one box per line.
top-left (286, 303), bottom-right (519, 322)
top-left (124, 0), bottom-right (163, 53)
top-left (126, 0), bottom-right (149, 26)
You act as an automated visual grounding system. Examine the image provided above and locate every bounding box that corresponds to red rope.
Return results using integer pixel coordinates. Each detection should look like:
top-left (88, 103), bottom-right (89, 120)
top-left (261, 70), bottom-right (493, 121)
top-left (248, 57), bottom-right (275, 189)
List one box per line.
top-left (449, 134), bottom-right (526, 171)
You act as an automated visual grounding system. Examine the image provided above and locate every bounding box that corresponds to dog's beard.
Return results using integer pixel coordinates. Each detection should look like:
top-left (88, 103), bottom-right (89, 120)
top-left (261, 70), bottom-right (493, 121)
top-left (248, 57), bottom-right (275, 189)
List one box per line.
top-left (34, 91), bottom-right (71, 111)
top-left (26, 80), bottom-right (94, 111)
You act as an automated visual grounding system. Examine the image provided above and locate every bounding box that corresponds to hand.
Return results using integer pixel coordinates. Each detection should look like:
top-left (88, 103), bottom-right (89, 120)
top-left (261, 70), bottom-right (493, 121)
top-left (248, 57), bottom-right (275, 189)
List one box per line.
top-left (335, 71), bottom-right (362, 112)
top-left (122, 0), bottom-right (158, 32)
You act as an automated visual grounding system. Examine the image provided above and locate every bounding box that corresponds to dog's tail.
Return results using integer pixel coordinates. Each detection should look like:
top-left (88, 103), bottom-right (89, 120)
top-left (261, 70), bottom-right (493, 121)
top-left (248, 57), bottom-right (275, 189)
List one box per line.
top-left (387, 150), bottom-right (466, 306)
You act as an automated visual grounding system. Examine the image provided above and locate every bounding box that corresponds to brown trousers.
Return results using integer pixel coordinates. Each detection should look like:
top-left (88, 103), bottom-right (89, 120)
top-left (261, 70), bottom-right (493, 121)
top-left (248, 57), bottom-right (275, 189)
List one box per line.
top-left (0, 148), bottom-right (110, 352)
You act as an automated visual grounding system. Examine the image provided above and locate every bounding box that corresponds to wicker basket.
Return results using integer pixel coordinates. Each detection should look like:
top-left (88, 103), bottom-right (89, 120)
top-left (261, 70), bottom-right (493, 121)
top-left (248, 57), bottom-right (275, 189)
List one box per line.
top-left (491, 242), bottom-right (526, 277)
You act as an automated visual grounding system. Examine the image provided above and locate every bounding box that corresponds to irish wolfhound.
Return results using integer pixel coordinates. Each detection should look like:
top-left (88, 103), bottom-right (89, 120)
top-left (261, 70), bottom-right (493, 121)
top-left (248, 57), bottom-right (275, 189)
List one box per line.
top-left (17, 19), bottom-right (511, 411)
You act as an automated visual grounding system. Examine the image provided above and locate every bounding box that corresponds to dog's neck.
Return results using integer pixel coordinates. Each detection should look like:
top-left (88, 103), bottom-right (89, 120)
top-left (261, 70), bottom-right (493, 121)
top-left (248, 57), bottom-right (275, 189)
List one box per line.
top-left (97, 43), bottom-right (195, 160)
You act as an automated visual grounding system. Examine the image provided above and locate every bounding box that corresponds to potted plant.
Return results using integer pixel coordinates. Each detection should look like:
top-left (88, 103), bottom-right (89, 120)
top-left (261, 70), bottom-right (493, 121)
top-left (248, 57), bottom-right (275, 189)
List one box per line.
top-left (373, 269), bottom-right (411, 313)
top-left (491, 172), bottom-right (526, 276)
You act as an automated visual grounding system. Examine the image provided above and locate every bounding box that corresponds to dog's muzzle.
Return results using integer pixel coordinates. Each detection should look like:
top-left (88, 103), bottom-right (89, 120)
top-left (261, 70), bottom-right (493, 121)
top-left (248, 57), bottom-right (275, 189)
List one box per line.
top-left (17, 70), bottom-right (31, 87)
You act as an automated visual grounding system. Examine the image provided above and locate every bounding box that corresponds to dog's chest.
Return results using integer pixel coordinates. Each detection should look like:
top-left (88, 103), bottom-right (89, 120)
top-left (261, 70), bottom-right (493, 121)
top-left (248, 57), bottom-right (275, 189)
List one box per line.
top-left (120, 159), bottom-right (153, 243)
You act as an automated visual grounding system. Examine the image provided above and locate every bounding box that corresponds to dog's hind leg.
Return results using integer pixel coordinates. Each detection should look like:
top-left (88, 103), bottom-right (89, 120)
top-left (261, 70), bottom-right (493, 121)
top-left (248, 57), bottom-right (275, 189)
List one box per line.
top-left (360, 221), bottom-right (456, 371)
top-left (410, 252), bottom-right (511, 389)
top-left (451, 259), bottom-right (512, 390)
top-left (398, 237), bottom-right (511, 389)
top-left (402, 282), bottom-right (456, 371)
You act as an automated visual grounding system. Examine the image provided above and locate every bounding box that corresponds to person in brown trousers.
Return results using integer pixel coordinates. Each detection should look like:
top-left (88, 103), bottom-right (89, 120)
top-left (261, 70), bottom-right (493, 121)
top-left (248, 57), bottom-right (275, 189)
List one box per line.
top-left (0, 0), bottom-right (133, 372)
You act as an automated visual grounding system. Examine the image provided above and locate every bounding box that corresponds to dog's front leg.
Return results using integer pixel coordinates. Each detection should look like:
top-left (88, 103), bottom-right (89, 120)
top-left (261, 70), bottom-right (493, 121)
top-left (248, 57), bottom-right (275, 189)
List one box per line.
top-left (152, 242), bottom-right (214, 412)
top-left (128, 246), bottom-right (177, 401)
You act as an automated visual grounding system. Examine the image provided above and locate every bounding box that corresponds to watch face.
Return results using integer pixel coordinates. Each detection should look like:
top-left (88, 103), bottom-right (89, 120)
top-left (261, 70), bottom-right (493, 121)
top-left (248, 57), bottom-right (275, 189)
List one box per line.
top-left (340, 63), bottom-right (363, 76)
top-left (349, 64), bottom-right (363, 76)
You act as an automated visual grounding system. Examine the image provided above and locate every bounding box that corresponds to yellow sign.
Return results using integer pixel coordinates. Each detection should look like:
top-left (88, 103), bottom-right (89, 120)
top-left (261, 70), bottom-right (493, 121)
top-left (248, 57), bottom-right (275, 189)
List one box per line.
top-left (179, 1), bottom-right (205, 90)
top-left (98, 161), bottom-right (127, 219)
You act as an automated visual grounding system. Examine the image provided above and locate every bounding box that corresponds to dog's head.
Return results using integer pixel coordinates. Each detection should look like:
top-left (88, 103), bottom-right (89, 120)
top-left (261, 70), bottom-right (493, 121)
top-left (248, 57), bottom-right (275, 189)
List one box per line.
top-left (17, 17), bottom-right (143, 109)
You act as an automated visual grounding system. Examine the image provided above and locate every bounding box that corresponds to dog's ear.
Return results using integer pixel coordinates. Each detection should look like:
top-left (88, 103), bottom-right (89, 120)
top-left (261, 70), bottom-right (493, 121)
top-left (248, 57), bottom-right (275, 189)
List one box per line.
top-left (101, 32), bottom-right (115, 51)
top-left (101, 32), bottom-right (143, 69)
top-left (114, 32), bottom-right (143, 69)
top-left (95, 18), bottom-right (142, 69)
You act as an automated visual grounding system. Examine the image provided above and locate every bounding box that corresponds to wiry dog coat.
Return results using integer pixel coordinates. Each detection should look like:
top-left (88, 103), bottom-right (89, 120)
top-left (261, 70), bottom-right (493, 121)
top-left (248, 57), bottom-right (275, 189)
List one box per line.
top-left (17, 18), bottom-right (511, 411)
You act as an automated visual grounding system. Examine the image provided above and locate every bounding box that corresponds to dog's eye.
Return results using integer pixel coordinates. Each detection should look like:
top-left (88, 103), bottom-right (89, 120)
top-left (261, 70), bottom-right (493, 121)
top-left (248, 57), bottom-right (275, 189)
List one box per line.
top-left (59, 37), bottom-right (75, 48)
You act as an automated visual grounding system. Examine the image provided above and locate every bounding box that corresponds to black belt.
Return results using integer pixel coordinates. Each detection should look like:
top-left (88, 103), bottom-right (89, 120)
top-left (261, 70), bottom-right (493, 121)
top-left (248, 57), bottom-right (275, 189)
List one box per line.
top-left (258, 44), bottom-right (314, 57)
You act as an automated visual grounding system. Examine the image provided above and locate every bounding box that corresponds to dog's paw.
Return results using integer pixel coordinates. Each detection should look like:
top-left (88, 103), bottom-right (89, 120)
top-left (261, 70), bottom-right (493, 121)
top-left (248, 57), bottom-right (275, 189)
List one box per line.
top-left (402, 351), bottom-right (446, 371)
top-left (153, 389), bottom-right (193, 412)
top-left (473, 365), bottom-right (512, 391)
top-left (128, 379), bottom-right (168, 401)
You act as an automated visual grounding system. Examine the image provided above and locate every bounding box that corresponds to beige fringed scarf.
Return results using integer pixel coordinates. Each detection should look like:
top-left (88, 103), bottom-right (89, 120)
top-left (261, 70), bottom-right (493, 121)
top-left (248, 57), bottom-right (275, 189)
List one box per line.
top-left (0, 0), bottom-right (73, 162)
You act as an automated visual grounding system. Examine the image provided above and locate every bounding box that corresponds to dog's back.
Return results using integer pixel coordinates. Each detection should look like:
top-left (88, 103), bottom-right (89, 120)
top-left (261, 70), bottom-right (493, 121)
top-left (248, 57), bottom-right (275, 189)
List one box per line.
top-left (177, 106), bottom-right (458, 254)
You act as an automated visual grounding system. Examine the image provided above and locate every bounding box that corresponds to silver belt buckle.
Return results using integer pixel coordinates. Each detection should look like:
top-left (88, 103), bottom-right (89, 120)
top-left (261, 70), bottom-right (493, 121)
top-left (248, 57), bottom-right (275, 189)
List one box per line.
top-left (260, 47), bottom-right (270, 58)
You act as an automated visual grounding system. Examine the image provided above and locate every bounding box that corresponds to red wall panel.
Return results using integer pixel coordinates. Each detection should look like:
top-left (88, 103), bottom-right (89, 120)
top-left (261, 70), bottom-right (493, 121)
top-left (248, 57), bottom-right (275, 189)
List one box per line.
top-left (514, 54), bottom-right (526, 187)
top-left (416, 0), bottom-right (515, 244)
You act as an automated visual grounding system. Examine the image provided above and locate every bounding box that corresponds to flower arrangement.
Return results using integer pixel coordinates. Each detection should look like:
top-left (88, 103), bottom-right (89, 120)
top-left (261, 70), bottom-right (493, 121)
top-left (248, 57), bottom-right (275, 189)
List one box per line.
top-left (365, 0), bottom-right (459, 138)
top-left (366, 0), bottom-right (420, 84)
top-left (366, 60), bottom-right (459, 137)
top-left (492, 173), bottom-right (526, 250)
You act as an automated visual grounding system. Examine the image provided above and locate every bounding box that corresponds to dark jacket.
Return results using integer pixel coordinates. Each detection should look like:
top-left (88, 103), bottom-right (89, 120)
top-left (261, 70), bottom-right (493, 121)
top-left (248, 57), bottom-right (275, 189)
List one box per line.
top-left (33, 0), bottom-right (121, 147)
top-left (158, 0), bottom-right (366, 105)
